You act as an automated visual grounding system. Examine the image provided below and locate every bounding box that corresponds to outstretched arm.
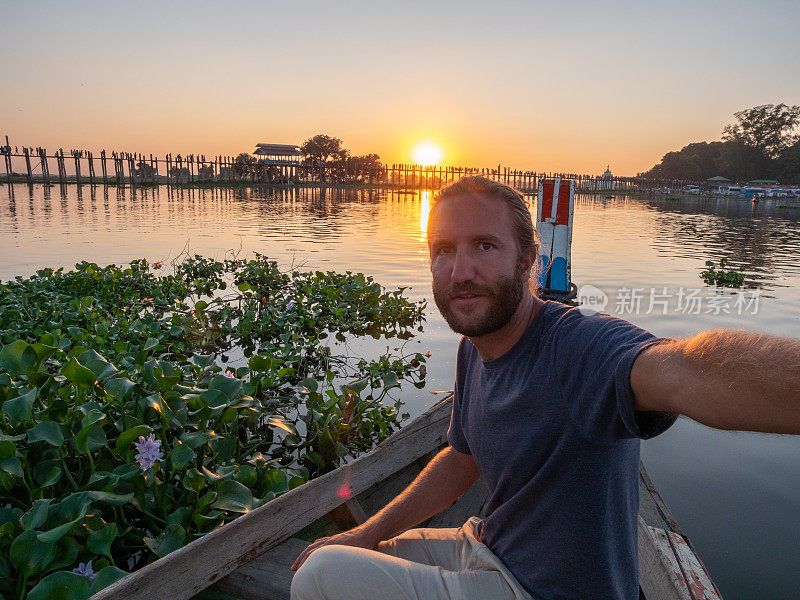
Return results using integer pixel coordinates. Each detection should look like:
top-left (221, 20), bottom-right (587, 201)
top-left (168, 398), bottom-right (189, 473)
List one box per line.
top-left (632, 328), bottom-right (800, 433)
top-left (291, 445), bottom-right (479, 570)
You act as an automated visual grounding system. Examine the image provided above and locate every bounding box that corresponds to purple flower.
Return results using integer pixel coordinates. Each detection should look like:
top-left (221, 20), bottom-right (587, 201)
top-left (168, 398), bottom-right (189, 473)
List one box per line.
top-left (133, 433), bottom-right (164, 471)
top-left (223, 370), bottom-right (236, 378)
top-left (73, 560), bottom-right (96, 582)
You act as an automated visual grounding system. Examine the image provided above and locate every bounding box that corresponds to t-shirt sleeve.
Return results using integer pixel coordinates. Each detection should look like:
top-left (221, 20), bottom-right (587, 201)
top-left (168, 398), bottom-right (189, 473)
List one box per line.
top-left (550, 308), bottom-right (678, 444)
top-left (447, 337), bottom-right (472, 455)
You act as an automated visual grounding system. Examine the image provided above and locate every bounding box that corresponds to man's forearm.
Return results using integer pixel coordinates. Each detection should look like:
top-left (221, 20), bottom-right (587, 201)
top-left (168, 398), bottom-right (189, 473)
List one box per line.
top-left (638, 328), bottom-right (800, 433)
top-left (361, 446), bottom-right (479, 542)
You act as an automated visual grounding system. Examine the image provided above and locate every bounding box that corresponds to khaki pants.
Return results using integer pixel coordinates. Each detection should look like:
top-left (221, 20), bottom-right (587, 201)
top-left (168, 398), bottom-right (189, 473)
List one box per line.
top-left (290, 517), bottom-right (535, 600)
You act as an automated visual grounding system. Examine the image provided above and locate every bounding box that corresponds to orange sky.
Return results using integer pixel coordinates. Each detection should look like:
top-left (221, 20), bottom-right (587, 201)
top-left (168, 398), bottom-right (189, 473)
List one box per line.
top-left (2, 2), bottom-right (799, 176)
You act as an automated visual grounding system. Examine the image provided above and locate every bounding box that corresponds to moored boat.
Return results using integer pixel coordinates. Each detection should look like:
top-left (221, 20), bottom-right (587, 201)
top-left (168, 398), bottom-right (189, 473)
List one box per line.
top-left (91, 395), bottom-right (721, 600)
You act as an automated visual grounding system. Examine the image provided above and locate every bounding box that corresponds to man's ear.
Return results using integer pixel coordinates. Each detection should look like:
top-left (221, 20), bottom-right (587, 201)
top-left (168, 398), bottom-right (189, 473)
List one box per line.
top-left (520, 249), bottom-right (536, 275)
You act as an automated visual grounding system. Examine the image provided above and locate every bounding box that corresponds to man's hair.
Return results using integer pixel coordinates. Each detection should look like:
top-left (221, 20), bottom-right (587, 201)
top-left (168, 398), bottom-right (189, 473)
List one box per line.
top-left (429, 175), bottom-right (540, 262)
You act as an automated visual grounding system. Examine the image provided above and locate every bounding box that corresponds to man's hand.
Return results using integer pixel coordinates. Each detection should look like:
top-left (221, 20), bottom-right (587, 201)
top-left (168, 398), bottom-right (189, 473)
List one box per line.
top-left (291, 524), bottom-right (379, 571)
top-left (290, 446), bottom-right (479, 573)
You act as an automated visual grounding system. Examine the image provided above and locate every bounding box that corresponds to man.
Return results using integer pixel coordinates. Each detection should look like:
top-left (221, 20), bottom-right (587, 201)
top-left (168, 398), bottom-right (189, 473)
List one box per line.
top-left (290, 176), bottom-right (800, 599)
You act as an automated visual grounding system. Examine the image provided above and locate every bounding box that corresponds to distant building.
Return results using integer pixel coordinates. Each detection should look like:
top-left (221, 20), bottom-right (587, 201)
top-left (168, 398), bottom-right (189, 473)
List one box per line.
top-left (706, 175), bottom-right (731, 193)
top-left (253, 143), bottom-right (304, 183)
top-left (599, 165), bottom-right (614, 190)
top-left (253, 143), bottom-right (304, 165)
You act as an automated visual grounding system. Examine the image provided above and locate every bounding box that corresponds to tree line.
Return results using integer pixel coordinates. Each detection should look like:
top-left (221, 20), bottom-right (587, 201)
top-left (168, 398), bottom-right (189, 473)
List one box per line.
top-left (641, 104), bottom-right (800, 184)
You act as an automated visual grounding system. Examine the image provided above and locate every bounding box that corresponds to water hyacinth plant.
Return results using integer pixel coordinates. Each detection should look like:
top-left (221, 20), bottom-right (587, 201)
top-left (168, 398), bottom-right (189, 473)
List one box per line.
top-left (700, 257), bottom-right (746, 287)
top-left (0, 255), bottom-right (427, 599)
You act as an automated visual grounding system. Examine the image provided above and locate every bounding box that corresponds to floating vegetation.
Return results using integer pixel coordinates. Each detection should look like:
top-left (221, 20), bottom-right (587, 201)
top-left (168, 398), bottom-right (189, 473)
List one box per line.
top-left (700, 258), bottom-right (745, 287)
top-left (0, 256), bottom-right (426, 598)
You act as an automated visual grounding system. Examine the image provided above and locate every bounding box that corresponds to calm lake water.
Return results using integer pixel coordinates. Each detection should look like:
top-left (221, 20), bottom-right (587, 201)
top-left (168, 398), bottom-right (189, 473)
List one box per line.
top-left (2, 183), bottom-right (800, 599)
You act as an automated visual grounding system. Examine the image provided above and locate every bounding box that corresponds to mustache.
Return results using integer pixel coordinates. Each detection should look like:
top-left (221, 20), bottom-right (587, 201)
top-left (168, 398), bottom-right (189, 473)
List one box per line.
top-left (445, 282), bottom-right (494, 299)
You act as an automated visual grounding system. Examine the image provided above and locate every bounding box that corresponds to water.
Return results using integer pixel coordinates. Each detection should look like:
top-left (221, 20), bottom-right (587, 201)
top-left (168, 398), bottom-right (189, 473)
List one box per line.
top-left (2, 183), bottom-right (800, 599)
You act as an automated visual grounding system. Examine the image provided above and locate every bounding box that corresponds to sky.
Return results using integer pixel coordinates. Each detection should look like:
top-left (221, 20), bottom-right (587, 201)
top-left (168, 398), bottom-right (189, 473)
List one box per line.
top-left (2, 0), bottom-right (799, 175)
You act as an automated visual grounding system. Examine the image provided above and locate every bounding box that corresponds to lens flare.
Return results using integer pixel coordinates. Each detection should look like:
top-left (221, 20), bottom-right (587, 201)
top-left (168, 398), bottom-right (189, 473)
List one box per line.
top-left (412, 142), bottom-right (443, 166)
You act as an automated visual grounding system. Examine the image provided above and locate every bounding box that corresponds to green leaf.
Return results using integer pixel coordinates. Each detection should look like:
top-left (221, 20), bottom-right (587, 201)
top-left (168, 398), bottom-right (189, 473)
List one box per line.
top-left (143, 523), bottom-right (186, 558)
top-left (34, 461), bottom-right (63, 487)
top-left (31, 342), bottom-right (57, 363)
top-left (9, 529), bottom-right (57, 576)
top-left (87, 523), bottom-right (118, 556)
top-left (381, 371), bottom-right (399, 388)
top-left (27, 570), bottom-right (90, 600)
top-left (182, 468), bottom-right (206, 493)
top-left (143, 337), bottom-right (160, 352)
top-left (261, 469), bottom-right (289, 495)
top-left (180, 430), bottom-right (215, 449)
top-left (0, 440), bottom-right (14, 459)
top-left (0, 340), bottom-right (39, 376)
top-left (115, 424), bottom-right (152, 452)
top-left (304, 451), bottom-right (325, 470)
top-left (62, 357), bottom-right (96, 388)
top-left (166, 506), bottom-right (192, 528)
top-left (48, 534), bottom-right (79, 572)
top-left (75, 424), bottom-right (107, 453)
top-left (27, 421), bottom-right (64, 446)
top-left (267, 416), bottom-right (298, 436)
top-left (192, 353), bottom-right (215, 369)
top-left (37, 499), bottom-right (87, 543)
top-left (81, 409), bottom-right (106, 428)
top-left (208, 374), bottom-right (242, 400)
top-left (2, 387), bottom-right (38, 423)
top-left (104, 377), bottom-right (136, 400)
top-left (212, 479), bottom-right (255, 513)
top-left (21, 499), bottom-right (52, 530)
top-left (0, 457), bottom-right (22, 477)
top-left (347, 377), bottom-right (370, 393)
top-left (248, 354), bottom-right (272, 372)
top-left (87, 490), bottom-right (134, 505)
top-left (88, 566), bottom-right (129, 595)
top-left (199, 388), bottom-right (228, 410)
top-left (170, 441), bottom-right (195, 470)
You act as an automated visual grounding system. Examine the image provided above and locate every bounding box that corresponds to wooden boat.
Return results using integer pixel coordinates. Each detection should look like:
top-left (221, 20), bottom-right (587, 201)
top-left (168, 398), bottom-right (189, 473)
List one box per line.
top-left (92, 395), bottom-right (721, 600)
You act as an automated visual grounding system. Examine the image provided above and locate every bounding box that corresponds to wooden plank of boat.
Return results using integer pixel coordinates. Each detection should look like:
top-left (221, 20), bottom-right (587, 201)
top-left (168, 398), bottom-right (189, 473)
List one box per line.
top-left (638, 519), bottom-right (721, 600)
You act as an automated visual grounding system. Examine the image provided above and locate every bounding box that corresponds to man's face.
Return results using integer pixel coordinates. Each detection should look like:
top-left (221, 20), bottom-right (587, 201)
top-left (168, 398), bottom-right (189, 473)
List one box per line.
top-left (428, 194), bottom-right (531, 337)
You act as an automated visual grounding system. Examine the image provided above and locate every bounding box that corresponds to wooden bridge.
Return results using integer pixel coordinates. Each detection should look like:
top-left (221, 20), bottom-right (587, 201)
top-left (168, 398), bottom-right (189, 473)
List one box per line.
top-left (0, 138), bottom-right (709, 194)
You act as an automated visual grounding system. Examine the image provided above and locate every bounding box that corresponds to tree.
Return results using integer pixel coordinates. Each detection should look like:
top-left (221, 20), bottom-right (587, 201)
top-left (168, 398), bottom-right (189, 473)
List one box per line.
top-left (233, 153), bottom-right (256, 178)
top-left (722, 103), bottom-right (800, 159)
top-left (775, 140), bottom-right (800, 185)
top-left (301, 134), bottom-right (345, 163)
top-left (197, 164), bottom-right (215, 180)
top-left (714, 141), bottom-right (771, 182)
top-left (135, 160), bottom-right (156, 179)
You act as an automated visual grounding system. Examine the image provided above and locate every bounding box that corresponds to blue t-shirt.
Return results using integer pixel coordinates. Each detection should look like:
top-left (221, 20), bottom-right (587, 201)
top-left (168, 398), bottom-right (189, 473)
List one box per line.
top-left (447, 301), bottom-right (676, 600)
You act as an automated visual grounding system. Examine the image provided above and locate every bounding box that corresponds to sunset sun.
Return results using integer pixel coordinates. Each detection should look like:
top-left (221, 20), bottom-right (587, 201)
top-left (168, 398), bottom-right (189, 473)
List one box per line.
top-left (412, 142), bottom-right (444, 166)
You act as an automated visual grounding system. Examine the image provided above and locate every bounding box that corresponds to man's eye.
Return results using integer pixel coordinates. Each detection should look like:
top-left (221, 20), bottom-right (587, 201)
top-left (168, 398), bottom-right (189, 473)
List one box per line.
top-left (436, 247), bottom-right (453, 255)
top-left (478, 242), bottom-right (494, 251)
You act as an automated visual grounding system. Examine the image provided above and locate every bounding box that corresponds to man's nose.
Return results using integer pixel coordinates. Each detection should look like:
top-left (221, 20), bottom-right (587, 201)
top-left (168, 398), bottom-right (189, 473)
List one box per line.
top-left (450, 249), bottom-right (476, 283)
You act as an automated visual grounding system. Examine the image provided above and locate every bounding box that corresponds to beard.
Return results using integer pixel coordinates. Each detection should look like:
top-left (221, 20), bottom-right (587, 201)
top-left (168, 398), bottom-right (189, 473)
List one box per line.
top-left (432, 263), bottom-right (527, 337)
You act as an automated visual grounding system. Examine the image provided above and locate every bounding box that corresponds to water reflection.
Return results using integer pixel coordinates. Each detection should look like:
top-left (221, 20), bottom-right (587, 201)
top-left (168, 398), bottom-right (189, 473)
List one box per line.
top-left (419, 190), bottom-right (430, 240)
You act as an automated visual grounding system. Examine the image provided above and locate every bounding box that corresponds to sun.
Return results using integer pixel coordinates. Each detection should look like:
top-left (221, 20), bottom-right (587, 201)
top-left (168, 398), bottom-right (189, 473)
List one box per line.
top-left (412, 142), bottom-right (444, 166)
